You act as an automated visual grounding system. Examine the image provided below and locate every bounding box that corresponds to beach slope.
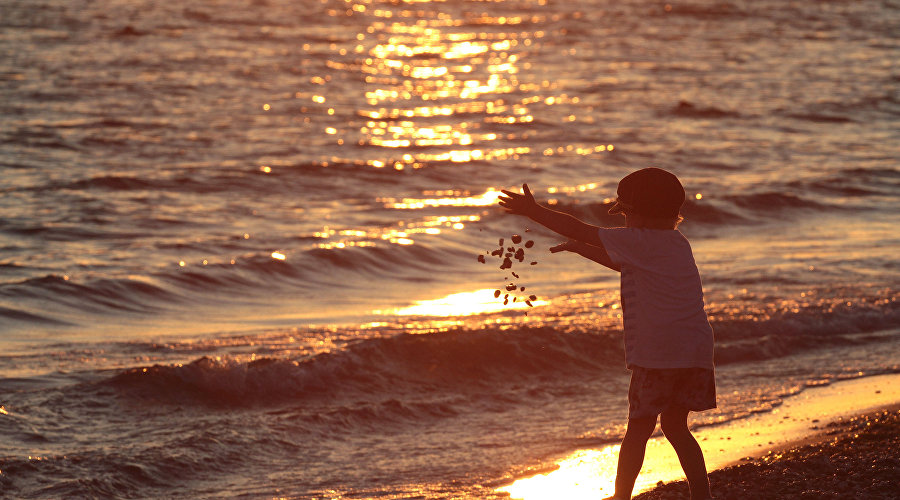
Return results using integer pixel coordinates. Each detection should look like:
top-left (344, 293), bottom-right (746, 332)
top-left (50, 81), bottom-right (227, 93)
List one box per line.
top-left (498, 374), bottom-right (900, 499)
top-left (635, 406), bottom-right (900, 500)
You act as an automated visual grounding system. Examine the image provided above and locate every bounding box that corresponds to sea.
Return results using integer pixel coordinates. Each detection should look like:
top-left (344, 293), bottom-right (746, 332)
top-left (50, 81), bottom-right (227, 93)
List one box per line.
top-left (1, 0), bottom-right (898, 498)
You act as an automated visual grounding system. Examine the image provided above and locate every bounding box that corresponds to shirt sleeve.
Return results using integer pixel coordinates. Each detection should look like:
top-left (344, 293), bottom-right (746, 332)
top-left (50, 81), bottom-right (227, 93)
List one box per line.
top-left (596, 227), bottom-right (642, 268)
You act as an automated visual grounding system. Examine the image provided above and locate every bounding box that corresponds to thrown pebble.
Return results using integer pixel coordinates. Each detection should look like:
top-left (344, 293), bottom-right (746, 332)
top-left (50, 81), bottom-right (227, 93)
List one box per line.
top-left (480, 231), bottom-right (542, 311)
top-left (515, 248), bottom-right (525, 262)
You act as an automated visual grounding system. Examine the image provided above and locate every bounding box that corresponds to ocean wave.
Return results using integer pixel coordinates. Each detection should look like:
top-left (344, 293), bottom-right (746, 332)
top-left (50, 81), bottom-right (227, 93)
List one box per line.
top-left (109, 327), bottom-right (622, 406)
top-left (182, 8), bottom-right (291, 27)
top-left (0, 444), bottom-right (211, 499)
top-left (0, 242), bottom-right (462, 328)
top-left (712, 297), bottom-right (900, 364)
top-left (784, 112), bottom-right (856, 124)
top-left (787, 177), bottom-right (894, 197)
top-left (0, 219), bottom-right (147, 242)
top-left (20, 161), bottom-right (409, 197)
top-left (63, 175), bottom-right (160, 192)
top-left (679, 199), bottom-right (748, 225)
top-left (722, 191), bottom-right (826, 211)
top-left (841, 167), bottom-right (900, 180)
top-left (781, 93), bottom-right (900, 124)
top-left (0, 305), bottom-right (72, 326)
top-left (2, 127), bottom-right (80, 150)
top-left (19, 173), bottom-right (225, 195)
top-left (660, 2), bottom-right (747, 19)
top-left (106, 295), bottom-right (900, 408)
top-left (0, 275), bottom-right (174, 316)
top-left (667, 100), bottom-right (742, 119)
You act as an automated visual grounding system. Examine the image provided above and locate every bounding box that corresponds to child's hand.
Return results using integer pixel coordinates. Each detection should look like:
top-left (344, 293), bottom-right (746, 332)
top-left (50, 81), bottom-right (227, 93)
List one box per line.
top-left (550, 239), bottom-right (581, 253)
top-left (499, 183), bottom-right (537, 216)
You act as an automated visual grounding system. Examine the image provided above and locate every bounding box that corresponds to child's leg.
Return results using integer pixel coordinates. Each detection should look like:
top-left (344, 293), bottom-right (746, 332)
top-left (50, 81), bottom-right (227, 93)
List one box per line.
top-left (659, 407), bottom-right (712, 500)
top-left (607, 415), bottom-right (656, 500)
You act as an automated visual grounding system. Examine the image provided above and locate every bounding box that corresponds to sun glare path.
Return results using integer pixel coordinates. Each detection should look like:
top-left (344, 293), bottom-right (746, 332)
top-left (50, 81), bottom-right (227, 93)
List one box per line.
top-left (313, 210), bottom-right (483, 249)
top-left (390, 288), bottom-right (547, 317)
top-left (498, 446), bottom-right (620, 500)
top-left (499, 439), bottom-right (692, 500)
top-left (293, 1), bottom-right (615, 171)
top-left (356, 13), bottom-right (522, 159)
top-left (378, 188), bottom-right (502, 209)
top-left (309, 0), bottom-right (607, 170)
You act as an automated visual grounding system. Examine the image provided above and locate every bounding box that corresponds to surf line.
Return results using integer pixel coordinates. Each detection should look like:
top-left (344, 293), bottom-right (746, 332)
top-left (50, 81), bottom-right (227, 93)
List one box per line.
top-left (497, 373), bottom-right (900, 499)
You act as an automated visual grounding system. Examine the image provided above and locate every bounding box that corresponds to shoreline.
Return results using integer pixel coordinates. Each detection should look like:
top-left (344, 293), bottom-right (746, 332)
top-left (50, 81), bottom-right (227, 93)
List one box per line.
top-left (497, 373), bottom-right (900, 499)
top-left (635, 404), bottom-right (900, 499)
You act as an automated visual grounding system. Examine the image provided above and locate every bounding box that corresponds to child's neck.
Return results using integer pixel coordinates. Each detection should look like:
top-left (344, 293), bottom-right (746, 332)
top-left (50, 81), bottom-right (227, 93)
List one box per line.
top-left (625, 214), bottom-right (678, 230)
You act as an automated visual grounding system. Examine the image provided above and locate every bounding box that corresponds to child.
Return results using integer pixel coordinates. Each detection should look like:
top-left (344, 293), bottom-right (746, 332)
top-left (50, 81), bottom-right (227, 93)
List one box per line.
top-left (499, 167), bottom-right (716, 500)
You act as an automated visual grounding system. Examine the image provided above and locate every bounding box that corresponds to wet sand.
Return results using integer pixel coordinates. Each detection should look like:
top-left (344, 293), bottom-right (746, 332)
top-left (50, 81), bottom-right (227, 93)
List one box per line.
top-left (498, 374), bottom-right (900, 499)
top-left (635, 405), bottom-right (900, 499)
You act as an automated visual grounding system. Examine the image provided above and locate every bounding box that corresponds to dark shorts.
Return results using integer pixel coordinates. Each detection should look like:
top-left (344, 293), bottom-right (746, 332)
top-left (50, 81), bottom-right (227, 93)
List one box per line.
top-left (628, 366), bottom-right (717, 419)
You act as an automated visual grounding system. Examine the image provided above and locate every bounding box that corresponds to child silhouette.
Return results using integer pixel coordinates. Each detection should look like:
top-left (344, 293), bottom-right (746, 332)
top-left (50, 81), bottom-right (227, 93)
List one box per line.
top-left (499, 168), bottom-right (716, 500)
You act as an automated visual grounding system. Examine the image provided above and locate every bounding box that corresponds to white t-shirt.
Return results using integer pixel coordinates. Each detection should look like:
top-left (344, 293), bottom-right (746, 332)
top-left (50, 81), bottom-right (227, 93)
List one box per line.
top-left (596, 227), bottom-right (715, 370)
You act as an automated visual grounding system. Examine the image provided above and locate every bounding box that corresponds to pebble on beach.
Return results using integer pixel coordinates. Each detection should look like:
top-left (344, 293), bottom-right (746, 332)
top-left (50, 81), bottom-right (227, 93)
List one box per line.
top-left (634, 408), bottom-right (900, 500)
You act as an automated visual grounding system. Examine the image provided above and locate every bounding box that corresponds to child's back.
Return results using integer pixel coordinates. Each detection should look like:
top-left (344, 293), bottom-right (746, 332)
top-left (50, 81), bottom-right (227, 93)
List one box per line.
top-left (596, 227), bottom-right (714, 370)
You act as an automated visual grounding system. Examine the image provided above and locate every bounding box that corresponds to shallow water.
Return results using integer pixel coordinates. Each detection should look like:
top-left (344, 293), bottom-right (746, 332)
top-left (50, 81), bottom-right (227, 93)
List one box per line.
top-left (1, 0), bottom-right (898, 497)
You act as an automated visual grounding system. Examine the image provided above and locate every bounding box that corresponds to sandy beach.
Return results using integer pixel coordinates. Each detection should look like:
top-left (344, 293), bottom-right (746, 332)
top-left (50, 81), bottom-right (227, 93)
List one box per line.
top-left (635, 405), bottom-right (900, 500)
top-left (499, 374), bottom-right (900, 500)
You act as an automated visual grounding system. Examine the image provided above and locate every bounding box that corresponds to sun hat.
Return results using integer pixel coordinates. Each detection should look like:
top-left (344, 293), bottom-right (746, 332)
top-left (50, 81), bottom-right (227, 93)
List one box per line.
top-left (608, 167), bottom-right (685, 219)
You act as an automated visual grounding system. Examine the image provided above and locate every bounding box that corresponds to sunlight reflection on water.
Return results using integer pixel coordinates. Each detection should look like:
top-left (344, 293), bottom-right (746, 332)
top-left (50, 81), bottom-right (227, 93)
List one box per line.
top-left (498, 441), bottom-right (689, 500)
top-left (499, 374), bottom-right (900, 499)
top-left (345, 0), bottom-right (606, 171)
top-left (498, 446), bottom-right (619, 500)
top-left (388, 288), bottom-right (546, 317)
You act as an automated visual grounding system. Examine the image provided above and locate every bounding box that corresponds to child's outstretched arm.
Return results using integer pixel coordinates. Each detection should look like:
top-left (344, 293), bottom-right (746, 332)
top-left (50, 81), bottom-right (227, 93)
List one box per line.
top-left (499, 184), bottom-right (605, 246)
top-left (550, 240), bottom-right (619, 272)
